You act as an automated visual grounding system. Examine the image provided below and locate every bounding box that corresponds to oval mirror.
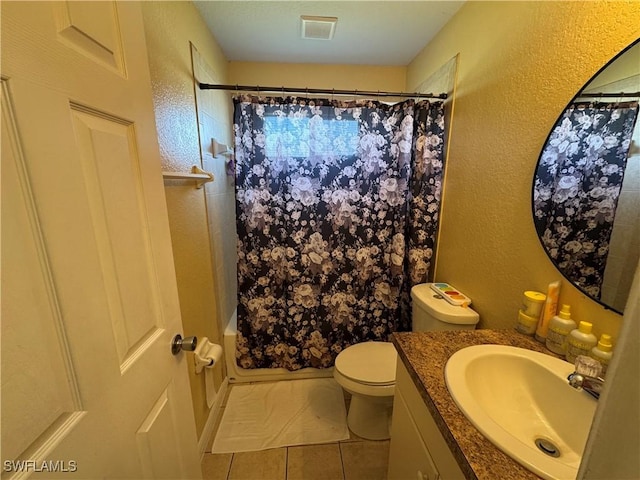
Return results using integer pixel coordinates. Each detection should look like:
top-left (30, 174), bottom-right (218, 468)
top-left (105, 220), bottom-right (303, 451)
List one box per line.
top-left (532, 40), bottom-right (640, 314)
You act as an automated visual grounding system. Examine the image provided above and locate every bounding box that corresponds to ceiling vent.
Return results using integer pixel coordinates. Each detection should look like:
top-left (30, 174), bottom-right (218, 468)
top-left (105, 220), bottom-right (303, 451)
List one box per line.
top-left (300, 16), bottom-right (337, 40)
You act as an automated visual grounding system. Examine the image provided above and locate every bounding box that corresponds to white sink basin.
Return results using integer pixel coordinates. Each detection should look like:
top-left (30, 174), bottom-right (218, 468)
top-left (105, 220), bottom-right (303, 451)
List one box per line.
top-left (445, 344), bottom-right (597, 480)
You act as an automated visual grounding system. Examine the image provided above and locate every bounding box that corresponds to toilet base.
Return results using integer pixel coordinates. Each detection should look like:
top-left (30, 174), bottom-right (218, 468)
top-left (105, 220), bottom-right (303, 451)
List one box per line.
top-left (346, 393), bottom-right (394, 440)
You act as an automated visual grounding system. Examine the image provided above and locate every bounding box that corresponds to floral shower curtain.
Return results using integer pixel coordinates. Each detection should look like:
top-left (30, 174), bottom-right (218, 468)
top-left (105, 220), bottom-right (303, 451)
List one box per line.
top-left (533, 101), bottom-right (639, 299)
top-left (233, 96), bottom-right (446, 370)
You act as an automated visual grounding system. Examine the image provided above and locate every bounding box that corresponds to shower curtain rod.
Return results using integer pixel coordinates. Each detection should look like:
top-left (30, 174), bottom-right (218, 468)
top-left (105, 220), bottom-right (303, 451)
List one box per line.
top-left (577, 92), bottom-right (640, 98)
top-left (198, 82), bottom-right (447, 100)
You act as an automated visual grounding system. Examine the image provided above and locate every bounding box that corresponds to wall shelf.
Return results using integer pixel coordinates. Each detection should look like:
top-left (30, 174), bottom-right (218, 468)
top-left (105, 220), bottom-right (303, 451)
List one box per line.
top-left (162, 165), bottom-right (214, 189)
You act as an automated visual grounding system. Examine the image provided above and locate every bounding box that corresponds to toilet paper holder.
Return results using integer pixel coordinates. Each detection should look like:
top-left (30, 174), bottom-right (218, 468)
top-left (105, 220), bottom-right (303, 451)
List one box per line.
top-left (194, 337), bottom-right (223, 373)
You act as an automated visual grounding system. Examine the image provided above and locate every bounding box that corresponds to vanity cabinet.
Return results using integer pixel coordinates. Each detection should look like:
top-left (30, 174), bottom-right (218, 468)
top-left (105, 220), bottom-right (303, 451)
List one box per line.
top-left (388, 358), bottom-right (466, 480)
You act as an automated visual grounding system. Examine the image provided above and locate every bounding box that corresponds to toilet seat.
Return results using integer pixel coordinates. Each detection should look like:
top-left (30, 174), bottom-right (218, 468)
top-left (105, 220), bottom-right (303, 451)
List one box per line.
top-left (333, 341), bottom-right (397, 439)
top-left (334, 341), bottom-right (397, 386)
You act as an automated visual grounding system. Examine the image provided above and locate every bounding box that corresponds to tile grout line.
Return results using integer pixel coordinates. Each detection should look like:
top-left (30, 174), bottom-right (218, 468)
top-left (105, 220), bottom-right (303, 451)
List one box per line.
top-left (339, 392), bottom-right (348, 479)
top-left (284, 447), bottom-right (288, 480)
top-left (338, 441), bottom-right (346, 480)
top-left (225, 453), bottom-right (234, 480)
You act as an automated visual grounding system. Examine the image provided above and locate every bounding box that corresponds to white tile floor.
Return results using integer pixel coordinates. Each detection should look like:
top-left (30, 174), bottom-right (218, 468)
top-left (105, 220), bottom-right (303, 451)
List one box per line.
top-left (201, 384), bottom-right (390, 480)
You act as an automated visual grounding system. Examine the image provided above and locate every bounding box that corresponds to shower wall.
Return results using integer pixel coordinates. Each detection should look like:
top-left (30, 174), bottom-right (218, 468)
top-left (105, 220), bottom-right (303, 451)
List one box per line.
top-left (191, 46), bottom-right (238, 340)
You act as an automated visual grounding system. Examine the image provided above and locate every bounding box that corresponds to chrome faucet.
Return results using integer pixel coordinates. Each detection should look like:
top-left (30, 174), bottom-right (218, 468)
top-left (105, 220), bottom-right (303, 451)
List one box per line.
top-left (567, 355), bottom-right (604, 400)
top-left (567, 372), bottom-right (604, 399)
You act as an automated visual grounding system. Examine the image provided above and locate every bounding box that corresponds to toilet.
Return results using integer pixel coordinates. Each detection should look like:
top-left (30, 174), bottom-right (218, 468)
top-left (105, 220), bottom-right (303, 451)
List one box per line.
top-left (333, 283), bottom-right (480, 440)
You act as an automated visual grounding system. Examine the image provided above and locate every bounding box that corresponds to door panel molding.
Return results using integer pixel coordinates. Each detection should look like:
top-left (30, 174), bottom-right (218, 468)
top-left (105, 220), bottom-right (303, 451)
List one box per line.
top-left (1, 79), bottom-right (85, 473)
top-left (52, 1), bottom-right (126, 75)
top-left (70, 105), bottom-right (165, 369)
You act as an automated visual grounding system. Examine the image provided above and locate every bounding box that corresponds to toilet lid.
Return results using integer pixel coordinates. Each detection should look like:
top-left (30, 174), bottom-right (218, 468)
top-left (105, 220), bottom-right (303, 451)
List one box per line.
top-left (335, 342), bottom-right (397, 385)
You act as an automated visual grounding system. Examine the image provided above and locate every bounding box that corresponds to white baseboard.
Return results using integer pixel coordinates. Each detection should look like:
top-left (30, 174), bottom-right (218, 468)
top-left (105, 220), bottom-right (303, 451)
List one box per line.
top-left (198, 377), bottom-right (229, 457)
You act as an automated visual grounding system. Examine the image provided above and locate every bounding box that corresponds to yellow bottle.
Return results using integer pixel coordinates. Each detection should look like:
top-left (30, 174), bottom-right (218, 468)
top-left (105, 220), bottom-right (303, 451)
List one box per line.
top-left (566, 321), bottom-right (597, 364)
top-left (590, 334), bottom-right (613, 377)
top-left (535, 280), bottom-right (560, 342)
top-left (545, 304), bottom-right (576, 355)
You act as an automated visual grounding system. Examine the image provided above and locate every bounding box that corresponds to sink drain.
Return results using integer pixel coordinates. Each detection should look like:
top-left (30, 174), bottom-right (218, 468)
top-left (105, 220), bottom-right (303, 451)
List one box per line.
top-left (535, 438), bottom-right (561, 458)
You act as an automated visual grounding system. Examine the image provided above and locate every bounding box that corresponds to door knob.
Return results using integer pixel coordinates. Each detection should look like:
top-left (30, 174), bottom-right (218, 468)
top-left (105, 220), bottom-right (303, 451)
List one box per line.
top-left (171, 334), bottom-right (198, 355)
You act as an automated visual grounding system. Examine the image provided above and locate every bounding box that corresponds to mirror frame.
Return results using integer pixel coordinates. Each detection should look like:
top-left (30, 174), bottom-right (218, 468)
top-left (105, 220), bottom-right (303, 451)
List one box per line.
top-left (531, 39), bottom-right (640, 315)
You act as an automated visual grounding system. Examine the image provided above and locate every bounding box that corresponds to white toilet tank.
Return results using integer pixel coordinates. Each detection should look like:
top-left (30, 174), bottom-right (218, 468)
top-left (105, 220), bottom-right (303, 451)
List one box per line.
top-left (411, 283), bottom-right (480, 331)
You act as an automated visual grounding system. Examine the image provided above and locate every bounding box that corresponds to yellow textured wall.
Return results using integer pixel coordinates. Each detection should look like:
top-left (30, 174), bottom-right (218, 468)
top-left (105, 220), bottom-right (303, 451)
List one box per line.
top-left (192, 46), bottom-right (238, 338)
top-left (229, 62), bottom-right (406, 93)
top-left (408, 1), bottom-right (640, 341)
top-left (141, 1), bottom-right (229, 440)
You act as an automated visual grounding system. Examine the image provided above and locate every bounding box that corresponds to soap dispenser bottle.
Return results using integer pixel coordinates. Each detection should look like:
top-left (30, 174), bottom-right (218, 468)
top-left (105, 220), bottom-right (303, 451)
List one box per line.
top-left (590, 334), bottom-right (613, 377)
top-left (546, 304), bottom-right (576, 355)
top-left (566, 321), bottom-right (597, 364)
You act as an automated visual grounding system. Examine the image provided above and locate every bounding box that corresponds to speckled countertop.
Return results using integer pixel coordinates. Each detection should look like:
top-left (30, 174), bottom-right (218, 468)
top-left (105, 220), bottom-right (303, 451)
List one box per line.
top-left (392, 329), bottom-right (560, 480)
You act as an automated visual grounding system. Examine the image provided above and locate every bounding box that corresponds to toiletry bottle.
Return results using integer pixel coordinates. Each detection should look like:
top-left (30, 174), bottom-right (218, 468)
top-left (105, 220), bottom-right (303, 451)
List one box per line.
top-left (535, 280), bottom-right (560, 343)
top-left (566, 321), bottom-right (597, 364)
top-left (522, 291), bottom-right (546, 318)
top-left (545, 304), bottom-right (576, 355)
top-left (590, 334), bottom-right (613, 377)
top-left (516, 309), bottom-right (538, 335)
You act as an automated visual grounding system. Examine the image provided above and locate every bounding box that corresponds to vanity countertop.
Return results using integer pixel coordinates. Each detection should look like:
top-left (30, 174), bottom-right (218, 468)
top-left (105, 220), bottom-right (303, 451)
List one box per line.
top-left (392, 329), bottom-right (558, 480)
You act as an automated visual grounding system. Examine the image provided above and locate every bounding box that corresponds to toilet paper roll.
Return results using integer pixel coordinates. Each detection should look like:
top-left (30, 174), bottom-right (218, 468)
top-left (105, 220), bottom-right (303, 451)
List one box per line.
top-left (194, 337), bottom-right (223, 408)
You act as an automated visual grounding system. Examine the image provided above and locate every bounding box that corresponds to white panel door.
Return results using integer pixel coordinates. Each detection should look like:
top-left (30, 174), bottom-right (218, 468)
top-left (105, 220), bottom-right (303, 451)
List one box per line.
top-left (1, 2), bottom-right (201, 478)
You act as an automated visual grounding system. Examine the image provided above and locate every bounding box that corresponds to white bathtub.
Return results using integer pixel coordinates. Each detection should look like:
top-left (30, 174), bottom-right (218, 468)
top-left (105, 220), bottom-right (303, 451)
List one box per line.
top-left (224, 309), bottom-right (333, 384)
